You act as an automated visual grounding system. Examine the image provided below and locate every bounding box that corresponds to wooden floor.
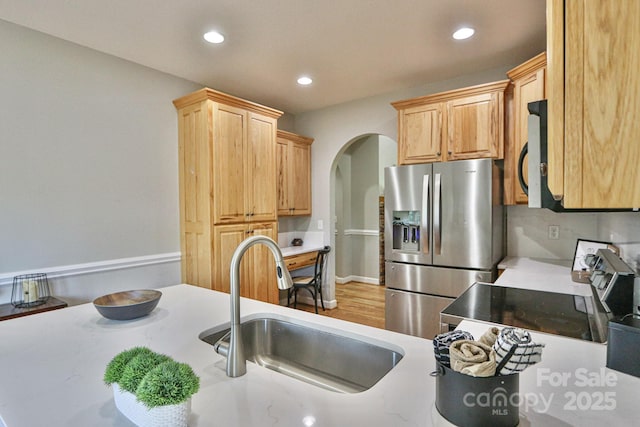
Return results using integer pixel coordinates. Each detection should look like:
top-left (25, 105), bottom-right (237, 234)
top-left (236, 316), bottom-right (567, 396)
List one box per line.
top-left (294, 281), bottom-right (386, 329)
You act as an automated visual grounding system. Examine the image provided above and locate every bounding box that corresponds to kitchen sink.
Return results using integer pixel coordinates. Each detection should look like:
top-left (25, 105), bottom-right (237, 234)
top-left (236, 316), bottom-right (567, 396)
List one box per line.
top-left (199, 314), bottom-right (404, 393)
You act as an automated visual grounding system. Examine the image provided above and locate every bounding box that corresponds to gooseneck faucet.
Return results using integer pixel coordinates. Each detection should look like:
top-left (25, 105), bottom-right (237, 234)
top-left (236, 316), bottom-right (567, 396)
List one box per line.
top-left (226, 235), bottom-right (293, 377)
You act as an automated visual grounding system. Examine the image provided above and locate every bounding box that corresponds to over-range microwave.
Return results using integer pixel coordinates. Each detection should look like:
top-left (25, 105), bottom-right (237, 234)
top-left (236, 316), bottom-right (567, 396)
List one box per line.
top-left (518, 100), bottom-right (632, 212)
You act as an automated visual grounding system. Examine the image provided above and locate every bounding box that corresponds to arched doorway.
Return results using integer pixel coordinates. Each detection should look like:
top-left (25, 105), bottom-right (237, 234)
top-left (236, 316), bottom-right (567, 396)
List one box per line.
top-left (331, 133), bottom-right (396, 306)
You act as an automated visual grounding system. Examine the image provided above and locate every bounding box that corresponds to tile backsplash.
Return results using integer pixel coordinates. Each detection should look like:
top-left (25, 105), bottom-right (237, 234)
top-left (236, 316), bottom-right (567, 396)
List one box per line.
top-left (508, 205), bottom-right (640, 272)
top-left (597, 212), bottom-right (640, 271)
top-left (507, 205), bottom-right (599, 259)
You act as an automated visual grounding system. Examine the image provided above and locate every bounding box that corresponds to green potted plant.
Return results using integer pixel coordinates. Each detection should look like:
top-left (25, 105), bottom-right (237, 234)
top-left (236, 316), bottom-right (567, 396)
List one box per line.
top-left (104, 347), bottom-right (200, 427)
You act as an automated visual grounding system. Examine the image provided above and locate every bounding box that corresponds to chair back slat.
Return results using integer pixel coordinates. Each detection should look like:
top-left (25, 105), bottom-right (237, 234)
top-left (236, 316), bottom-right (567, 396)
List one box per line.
top-left (314, 246), bottom-right (331, 282)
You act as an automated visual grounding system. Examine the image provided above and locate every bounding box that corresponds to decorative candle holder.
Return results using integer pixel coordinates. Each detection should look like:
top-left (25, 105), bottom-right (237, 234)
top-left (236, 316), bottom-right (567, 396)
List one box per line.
top-left (11, 273), bottom-right (51, 308)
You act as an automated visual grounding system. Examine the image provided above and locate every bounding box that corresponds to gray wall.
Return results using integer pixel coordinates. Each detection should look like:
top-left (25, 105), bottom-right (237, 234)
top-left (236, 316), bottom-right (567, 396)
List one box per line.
top-left (0, 20), bottom-right (200, 303)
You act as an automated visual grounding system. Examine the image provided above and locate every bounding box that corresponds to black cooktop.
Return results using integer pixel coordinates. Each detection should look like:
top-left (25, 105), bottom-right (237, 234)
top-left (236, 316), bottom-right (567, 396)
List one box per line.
top-left (441, 283), bottom-right (597, 341)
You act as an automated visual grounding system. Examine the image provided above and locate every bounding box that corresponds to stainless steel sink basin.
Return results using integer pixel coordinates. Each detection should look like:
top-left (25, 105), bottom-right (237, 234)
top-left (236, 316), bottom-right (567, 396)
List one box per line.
top-left (199, 314), bottom-right (404, 393)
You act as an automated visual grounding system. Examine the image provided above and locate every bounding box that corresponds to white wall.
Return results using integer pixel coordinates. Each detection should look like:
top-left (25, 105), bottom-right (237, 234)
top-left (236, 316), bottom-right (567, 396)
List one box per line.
top-left (0, 20), bottom-right (200, 304)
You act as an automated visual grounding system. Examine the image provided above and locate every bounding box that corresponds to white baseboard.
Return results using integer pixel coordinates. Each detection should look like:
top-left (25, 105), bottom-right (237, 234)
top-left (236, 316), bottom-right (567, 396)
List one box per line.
top-left (335, 275), bottom-right (381, 285)
top-left (0, 252), bottom-right (181, 286)
top-left (281, 294), bottom-right (337, 309)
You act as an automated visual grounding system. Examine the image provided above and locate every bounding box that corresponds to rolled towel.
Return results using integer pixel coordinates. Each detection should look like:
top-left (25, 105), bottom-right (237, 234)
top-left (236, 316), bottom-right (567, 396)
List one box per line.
top-left (433, 330), bottom-right (474, 368)
top-left (449, 340), bottom-right (496, 377)
top-left (479, 326), bottom-right (500, 347)
top-left (493, 327), bottom-right (545, 375)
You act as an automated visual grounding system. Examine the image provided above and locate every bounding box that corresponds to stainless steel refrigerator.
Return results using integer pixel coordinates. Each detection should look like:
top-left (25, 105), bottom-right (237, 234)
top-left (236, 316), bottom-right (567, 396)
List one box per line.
top-left (384, 158), bottom-right (504, 339)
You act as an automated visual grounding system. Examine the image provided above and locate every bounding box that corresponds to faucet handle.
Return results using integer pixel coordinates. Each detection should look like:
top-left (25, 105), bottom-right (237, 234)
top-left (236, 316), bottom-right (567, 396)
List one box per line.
top-left (276, 260), bottom-right (294, 290)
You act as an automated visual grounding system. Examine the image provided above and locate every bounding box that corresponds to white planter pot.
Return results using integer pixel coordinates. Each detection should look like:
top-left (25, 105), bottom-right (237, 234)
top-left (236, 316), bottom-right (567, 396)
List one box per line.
top-left (112, 383), bottom-right (191, 427)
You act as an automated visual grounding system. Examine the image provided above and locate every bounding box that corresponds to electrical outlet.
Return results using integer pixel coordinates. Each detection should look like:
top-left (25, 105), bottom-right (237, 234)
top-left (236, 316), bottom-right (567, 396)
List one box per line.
top-left (548, 225), bottom-right (560, 240)
top-left (317, 219), bottom-right (324, 230)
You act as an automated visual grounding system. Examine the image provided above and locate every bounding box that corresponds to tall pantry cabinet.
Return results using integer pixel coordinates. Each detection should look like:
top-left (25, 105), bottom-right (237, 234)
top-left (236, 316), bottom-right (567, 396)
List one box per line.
top-left (173, 88), bottom-right (283, 304)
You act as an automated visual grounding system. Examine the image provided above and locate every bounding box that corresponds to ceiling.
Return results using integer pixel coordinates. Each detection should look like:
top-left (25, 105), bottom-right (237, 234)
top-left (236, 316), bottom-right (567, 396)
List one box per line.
top-left (0, 0), bottom-right (546, 114)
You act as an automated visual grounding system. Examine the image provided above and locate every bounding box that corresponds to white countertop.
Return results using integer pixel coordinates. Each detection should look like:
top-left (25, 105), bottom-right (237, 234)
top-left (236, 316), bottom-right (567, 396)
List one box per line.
top-left (0, 284), bottom-right (436, 427)
top-left (1, 283), bottom-right (638, 426)
top-left (278, 231), bottom-right (325, 257)
top-left (496, 256), bottom-right (593, 296)
top-left (454, 319), bottom-right (639, 427)
top-left (280, 244), bottom-right (324, 257)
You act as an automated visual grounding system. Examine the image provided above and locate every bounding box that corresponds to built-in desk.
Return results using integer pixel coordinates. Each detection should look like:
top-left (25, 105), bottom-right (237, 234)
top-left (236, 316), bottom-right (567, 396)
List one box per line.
top-left (284, 251), bottom-right (318, 271)
top-left (280, 245), bottom-right (324, 272)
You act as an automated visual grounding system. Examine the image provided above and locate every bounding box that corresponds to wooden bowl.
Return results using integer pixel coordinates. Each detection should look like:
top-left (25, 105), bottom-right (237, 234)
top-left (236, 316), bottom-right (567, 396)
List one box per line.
top-left (93, 290), bottom-right (162, 320)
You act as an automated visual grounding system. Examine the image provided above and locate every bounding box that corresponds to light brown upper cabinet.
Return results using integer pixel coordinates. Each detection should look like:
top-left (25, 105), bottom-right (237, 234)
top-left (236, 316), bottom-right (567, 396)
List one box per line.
top-left (394, 101), bottom-right (444, 164)
top-left (276, 130), bottom-right (313, 216)
top-left (392, 80), bottom-right (508, 165)
top-left (547, 0), bottom-right (640, 208)
top-left (504, 52), bottom-right (546, 205)
top-left (212, 104), bottom-right (278, 224)
top-left (173, 88), bottom-right (282, 294)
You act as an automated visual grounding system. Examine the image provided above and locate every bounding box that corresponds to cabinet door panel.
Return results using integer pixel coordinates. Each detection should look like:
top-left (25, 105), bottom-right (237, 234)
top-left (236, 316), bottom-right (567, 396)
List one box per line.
top-left (514, 69), bottom-right (545, 204)
top-left (564, 0), bottom-right (640, 208)
top-left (247, 113), bottom-right (277, 221)
top-left (276, 131), bottom-right (313, 216)
top-left (447, 93), bottom-right (500, 160)
top-left (399, 103), bottom-right (443, 164)
top-left (213, 104), bottom-right (246, 223)
top-left (178, 103), bottom-right (213, 287)
top-left (290, 142), bottom-right (311, 214)
top-left (247, 223), bottom-right (278, 304)
top-left (213, 224), bottom-right (249, 296)
top-left (276, 139), bottom-right (290, 214)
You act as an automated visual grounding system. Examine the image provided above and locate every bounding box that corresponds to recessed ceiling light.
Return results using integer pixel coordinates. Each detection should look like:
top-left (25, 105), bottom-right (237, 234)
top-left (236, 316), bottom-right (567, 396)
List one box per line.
top-left (452, 27), bottom-right (475, 40)
top-left (203, 31), bottom-right (225, 44)
top-left (297, 76), bottom-right (313, 85)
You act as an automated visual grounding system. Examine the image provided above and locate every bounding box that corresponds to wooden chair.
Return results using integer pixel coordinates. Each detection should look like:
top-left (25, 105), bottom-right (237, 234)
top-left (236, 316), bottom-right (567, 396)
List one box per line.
top-left (287, 246), bottom-right (331, 314)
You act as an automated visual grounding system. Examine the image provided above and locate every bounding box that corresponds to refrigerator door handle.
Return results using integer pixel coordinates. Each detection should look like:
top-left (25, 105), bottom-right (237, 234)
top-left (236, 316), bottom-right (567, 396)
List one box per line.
top-left (421, 174), bottom-right (430, 255)
top-left (434, 173), bottom-right (441, 254)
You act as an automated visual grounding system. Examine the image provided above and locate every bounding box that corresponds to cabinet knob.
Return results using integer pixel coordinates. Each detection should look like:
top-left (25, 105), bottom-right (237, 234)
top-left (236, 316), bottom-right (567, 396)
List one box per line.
top-left (437, 152), bottom-right (441, 156)
top-left (448, 151), bottom-right (452, 155)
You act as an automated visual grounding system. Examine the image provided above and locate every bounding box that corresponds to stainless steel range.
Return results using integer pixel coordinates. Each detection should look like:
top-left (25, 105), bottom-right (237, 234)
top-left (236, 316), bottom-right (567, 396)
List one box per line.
top-left (440, 283), bottom-right (608, 342)
top-left (440, 249), bottom-right (637, 343)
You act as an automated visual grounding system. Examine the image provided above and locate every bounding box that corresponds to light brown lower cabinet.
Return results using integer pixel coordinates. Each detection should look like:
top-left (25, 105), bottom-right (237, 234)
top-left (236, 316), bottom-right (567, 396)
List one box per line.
top-left (213, 222), bottom-right (279, 304)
